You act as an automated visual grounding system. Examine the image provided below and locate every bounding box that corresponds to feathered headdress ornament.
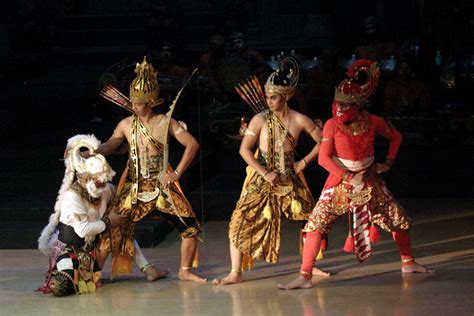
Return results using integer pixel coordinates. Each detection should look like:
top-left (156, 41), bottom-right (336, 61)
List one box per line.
top-left (334, 59), bottom-right (380, 105)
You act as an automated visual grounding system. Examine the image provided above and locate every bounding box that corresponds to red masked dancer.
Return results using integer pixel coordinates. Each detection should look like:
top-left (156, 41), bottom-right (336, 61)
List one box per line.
top-left (280, 60), bottom-right (433, 290)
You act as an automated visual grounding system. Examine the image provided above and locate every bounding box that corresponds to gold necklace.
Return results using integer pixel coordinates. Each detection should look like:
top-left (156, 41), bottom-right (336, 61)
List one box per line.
top-left (275, 113), bottom-right (290, 174)
top-left (137, 116), bottom-right (152, 179)
top-left (138, 132), bottom-right (150, 179)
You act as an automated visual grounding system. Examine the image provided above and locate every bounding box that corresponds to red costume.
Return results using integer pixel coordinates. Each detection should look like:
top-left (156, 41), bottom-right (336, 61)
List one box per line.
top-left (318, 112), bottom-right (402, 189)
top-left (299, 60), bottom-right (415, 277)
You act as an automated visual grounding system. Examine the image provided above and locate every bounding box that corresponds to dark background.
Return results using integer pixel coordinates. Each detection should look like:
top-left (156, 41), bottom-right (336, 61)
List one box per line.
top-left (1, 0), bottom-right (473, 248)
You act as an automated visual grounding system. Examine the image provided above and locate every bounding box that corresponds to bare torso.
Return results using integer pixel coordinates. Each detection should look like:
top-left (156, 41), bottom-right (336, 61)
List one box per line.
top-left (121, 114), bottom-right (168, 156)
top-left (256, 110), bottom-right (307, 153)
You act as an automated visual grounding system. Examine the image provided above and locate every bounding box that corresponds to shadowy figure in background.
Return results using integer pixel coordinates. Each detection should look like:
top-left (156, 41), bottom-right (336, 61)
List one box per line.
top-left (147, 0), bottom-right (185, 51)
top-left (210, 0), bottom-right (255, 35)
top-left (306, 48), bottom-right (346, 119)
top-left (384, 57), bottom-right (431, 117)
top-left (354, 16), bottom-right (398, 114)
top-left (199, 33), bottom-right (227, 92)
top-left (212, 31), bottom-right (271, 103)
top-left (228, 31), bottom-right (269, 76)
top-left (151, 41), bottom-right (190, 79)
top-left (355, 16), bottom-right (396, 62)
top-left (449, 5), bottom-right (474, 114)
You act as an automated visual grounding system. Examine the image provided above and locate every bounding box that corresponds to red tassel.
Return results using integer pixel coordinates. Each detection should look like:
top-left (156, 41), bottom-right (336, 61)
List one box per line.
top-left (343, 235), bottom-right (354, 253)
top-left (370, 225), bottom-right (380, 244)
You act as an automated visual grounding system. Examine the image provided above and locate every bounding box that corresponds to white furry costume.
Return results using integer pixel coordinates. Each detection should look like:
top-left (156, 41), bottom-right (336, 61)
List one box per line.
top-left (38, 134), bottom-right (114, 254)
top-left (37, 135), bottom-right (152, 296)
top-left (35, 134), bottom-right (117, 296)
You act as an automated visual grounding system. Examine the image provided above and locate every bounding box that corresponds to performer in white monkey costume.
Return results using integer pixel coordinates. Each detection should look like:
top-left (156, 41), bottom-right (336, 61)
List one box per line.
top-left (36, 134), bottom-right (155, 296)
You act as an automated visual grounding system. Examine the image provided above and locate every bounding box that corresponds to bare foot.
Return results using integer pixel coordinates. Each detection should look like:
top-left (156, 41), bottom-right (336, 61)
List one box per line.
top-left (278, 275), bottom-right (312, 290)
top-left (178, 268), bottom-right (207, 282)
top-left (212, 271), bottom-right (244, 286)
top-left (312, 267), bottom-right (331, 277)
top-left (402, 262), bottom-right (435, 273)
top-left (144, 266), bottom-right (169, 282)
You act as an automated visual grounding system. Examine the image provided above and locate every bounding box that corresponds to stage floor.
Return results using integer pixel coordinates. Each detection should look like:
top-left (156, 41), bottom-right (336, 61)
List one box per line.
top-left (1, 202), bottom-right (474, 316)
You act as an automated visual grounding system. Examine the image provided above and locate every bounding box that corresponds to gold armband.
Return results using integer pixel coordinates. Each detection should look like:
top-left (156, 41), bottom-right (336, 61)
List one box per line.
top-left (244, 129), bottom-right (256, 137)
top-left (175, 121), bottom-right (188, 135)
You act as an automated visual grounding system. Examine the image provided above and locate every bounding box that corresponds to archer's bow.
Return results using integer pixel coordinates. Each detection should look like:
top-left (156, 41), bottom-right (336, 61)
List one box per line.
top-left (158, 68), bottom-right (198, 178)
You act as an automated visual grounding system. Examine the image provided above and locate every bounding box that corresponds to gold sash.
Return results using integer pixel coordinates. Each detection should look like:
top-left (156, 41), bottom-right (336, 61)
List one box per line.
top-left (129, 115), bottom-right (165, 204)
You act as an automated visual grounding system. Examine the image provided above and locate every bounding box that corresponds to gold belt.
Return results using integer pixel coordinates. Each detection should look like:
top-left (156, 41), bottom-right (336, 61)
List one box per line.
top-left (137, 187), bottom-right (160, 202)
top-left (348, 187), bottom-right (372, 206)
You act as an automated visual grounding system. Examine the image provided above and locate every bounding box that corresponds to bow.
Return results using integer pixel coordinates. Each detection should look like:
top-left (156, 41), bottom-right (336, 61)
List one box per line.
top-left (157, 68), bottom-right (198, 185)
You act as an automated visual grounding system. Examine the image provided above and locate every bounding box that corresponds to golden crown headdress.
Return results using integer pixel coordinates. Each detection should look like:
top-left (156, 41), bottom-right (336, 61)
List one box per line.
top-left (334, 79), bottom-right (364, 104)
top-left (129, 57), bottom-right (163, 107)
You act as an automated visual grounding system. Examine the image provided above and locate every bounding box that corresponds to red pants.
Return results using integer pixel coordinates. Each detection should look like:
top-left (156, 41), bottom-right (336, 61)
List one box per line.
top-left (301, 229), bottom-right (413, 275)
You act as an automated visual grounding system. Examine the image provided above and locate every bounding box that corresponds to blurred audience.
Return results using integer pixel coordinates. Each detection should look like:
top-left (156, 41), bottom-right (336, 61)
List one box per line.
top-left (384, 58), bottom-right (431, 117)
top-left (355, 16), bottom-right (397, 62)
top-left (306, 48), bottom-right (345, 118)
top-left (151, 41), bottom-right (190, 79)
top-left (199, 33), bottom-right (226, 91)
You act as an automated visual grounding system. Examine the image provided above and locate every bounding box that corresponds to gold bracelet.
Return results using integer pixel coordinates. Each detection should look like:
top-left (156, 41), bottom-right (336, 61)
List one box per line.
top-left (181, 266), bottom-right (191, 270)
top-left (102, 216), bottom-right (111, 228)
top-left (261, 170), bottom-right (269, 178)
top-left (302, 158), bottom-right (308, 166)
top-left (231, 269), bottom-right (242, 274)
top-left (174, 170), bottom-right (181, 178)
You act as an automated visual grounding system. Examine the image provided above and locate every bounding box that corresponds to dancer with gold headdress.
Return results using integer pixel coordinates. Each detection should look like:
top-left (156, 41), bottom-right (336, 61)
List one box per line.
top-left (280, 60), bottom-right (433, 290)
top-left (36, 135), bottom-right (129, 296)
top-left (95, 57), bottom-right (205, 282)
top-left (213, 58), bottom-right (324, 286)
